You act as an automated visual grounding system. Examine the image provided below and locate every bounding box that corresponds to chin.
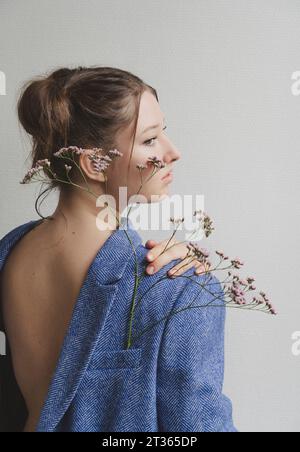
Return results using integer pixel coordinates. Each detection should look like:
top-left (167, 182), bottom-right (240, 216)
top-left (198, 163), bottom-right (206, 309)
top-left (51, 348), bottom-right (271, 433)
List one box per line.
top-left (144, 186), bottom-right (171, 203)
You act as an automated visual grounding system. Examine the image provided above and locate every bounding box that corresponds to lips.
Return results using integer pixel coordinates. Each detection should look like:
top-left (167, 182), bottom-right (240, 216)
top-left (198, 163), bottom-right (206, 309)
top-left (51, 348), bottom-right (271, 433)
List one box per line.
top-left (161, 169), bottom-right (173, 180)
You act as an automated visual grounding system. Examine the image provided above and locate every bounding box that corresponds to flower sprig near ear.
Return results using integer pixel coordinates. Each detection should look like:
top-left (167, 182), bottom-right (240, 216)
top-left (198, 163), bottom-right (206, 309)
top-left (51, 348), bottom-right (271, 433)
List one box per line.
top-left (20, 146), bottom-right (124, 186)
top-left (88, 151), bottom-right (112, 173)
top-left (54, 146), bottom-right (123, 174)
top-left (53, 146), bottom-right (86, 157)
top-left (87, 148), bottom-right (124, 173)
top-left (20, 159), bottom-right (53, 184)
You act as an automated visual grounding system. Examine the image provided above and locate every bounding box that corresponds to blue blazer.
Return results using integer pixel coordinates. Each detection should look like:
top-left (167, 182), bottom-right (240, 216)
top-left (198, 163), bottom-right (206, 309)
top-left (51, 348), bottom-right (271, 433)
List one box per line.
top-left (0, 218), bottom-right (237, 432)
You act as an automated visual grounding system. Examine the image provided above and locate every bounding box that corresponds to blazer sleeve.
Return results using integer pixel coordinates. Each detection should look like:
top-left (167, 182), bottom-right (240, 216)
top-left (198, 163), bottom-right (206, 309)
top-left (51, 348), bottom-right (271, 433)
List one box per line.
top-left (156, 273), bottom-right (237, 432)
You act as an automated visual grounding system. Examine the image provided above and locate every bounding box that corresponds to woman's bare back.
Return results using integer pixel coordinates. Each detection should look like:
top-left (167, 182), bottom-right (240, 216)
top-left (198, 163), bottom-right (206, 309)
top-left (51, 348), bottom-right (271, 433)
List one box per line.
top-left (0, 218), bottom-right (111, 431)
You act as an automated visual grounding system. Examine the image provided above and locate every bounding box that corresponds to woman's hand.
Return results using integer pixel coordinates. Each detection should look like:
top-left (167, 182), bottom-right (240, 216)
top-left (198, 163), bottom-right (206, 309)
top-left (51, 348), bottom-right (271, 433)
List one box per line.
top-left (144, 238), bottom-right (210, 278)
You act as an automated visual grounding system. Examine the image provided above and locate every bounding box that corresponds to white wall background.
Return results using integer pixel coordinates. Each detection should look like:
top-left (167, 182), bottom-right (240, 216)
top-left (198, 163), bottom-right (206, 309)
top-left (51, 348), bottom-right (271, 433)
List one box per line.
top-left (0, 0), bottom-right (299, 432)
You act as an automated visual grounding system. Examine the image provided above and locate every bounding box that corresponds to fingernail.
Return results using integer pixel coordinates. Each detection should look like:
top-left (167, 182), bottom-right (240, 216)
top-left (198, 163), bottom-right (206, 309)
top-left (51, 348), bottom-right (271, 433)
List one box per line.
top-left (168, 269), bottom-right (175, 275)
top-left (147, 266), bottom-right (155, 274)
top-left (147, 253), bottom-right (154, 261)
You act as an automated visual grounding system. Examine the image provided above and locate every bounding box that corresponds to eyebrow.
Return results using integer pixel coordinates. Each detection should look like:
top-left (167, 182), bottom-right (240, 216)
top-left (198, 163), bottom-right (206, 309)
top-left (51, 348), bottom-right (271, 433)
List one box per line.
top-left (141, 116), bottom-right (165, 135)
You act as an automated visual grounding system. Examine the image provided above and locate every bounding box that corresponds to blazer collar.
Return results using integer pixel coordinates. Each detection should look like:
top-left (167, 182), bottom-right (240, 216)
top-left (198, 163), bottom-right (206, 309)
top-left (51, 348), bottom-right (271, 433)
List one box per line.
top-left (0, 216), bottom-right (143, 431)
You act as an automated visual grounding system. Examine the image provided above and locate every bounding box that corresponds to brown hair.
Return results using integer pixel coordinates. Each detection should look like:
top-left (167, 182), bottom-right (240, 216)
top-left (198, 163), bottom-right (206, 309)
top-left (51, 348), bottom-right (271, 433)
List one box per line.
top-left (17, 65), bottom-right (158, 218)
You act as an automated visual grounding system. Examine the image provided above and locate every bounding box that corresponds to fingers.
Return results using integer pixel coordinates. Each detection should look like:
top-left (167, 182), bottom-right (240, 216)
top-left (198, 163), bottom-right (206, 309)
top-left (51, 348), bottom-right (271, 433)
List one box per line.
top-left (145, 238), bottom-right (181, 275)
top-left (146, 238), bottom-right (178, 262)
top-left (145, 239), bottom-right (157, 249)
top-left (144, 239), bottom-right (210, 277)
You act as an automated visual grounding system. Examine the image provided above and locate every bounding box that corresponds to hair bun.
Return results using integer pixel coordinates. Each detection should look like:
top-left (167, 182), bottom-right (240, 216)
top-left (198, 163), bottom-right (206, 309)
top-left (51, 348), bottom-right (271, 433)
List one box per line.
top-left (50, 68), bottom-right (74, 88)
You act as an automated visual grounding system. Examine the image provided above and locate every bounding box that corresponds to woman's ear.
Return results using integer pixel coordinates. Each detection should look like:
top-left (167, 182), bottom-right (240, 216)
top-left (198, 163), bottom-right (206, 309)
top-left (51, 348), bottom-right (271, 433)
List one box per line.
top-left (79, 151), bottom-right (107, 183)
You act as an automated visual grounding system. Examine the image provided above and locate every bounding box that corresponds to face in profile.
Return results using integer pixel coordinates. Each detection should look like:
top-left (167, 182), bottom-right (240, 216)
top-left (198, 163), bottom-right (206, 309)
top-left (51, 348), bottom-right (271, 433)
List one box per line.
top-left (107, 90), bottom-right (182, 207)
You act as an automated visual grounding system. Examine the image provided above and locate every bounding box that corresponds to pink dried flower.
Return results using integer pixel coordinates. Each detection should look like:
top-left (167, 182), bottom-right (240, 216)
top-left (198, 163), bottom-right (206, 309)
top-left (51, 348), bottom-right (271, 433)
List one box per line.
top-left (170, 217), bottom-right (185, 226)
top-left (239, 279), bottom-right (249, 286)
top-left (136, 163), bottom-right (147, 171)
top-left (236, 298), bottom-right (246, 305)
top-left (215, 249), bottom-right (229, 260)
top-left (193, 209), bottom-right (204, 217)
top-left (231, 258), bottom-right (244, 269)
top-left (20, 159), bottom-right (51, 184)
top-left (88, 148), bottom-right (122, 173)
top-left (202, 215), bottom-right (214, 237)
top-left (187, 243), bottom-right (210, 263)
top-left (54, 146), bottom-right (86, 157)
top-left (147, 156), bottom-right (166, 169)
top-left (108, 148), bottom-right (123, 159)
top-left (90, 159), bottom-right (110, 173)
top-left (192, 210), bottom-right (214, 238)
top-left (102, 155), bottom-right (113, 163)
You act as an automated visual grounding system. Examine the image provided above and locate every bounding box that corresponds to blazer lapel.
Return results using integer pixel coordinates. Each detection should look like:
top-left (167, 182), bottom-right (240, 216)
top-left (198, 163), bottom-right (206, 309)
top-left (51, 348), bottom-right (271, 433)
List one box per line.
top-left (36, 280), bottom-right (119, 431)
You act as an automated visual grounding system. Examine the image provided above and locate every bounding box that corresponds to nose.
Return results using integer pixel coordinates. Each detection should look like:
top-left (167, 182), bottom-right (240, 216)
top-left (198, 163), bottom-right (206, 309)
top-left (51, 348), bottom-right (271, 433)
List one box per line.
top-left (164, 142), bottom-right (181, 166)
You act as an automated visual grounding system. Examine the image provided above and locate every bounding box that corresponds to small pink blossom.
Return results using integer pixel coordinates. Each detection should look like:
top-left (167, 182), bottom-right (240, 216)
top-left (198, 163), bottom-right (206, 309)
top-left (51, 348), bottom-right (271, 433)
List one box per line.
top-left (54, 146), bottom-right (86, 157)
top-left (136, 163), bottom-right (147, 171)
top-left (187, 243), bottom-right (210, 264)
top-left (108, 149), bottom-right (123, 158)
top-left (88, 148), bottom-right (123, 173)
top-left (170, 217), bottom-right (185, 225)
top-left (231, 258), bottom-right (244, 269)
top-left (147, 156), bottom-right (166, 169)
top-left (65, 164), bottom-right (72, 172)
top-left (20, 159), bottom-right (51, 184)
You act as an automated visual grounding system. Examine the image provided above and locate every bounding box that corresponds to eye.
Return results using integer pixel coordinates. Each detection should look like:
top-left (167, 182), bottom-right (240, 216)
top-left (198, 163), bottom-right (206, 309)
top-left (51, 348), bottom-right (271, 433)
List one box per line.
top-left (143, 125), bottom-right (167, 147)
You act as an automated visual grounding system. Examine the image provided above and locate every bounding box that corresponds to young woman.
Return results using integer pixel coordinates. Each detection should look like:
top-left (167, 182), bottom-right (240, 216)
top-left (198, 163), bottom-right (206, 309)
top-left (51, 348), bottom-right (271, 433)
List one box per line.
top-left (0, 66), bottom-right (236, 432)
